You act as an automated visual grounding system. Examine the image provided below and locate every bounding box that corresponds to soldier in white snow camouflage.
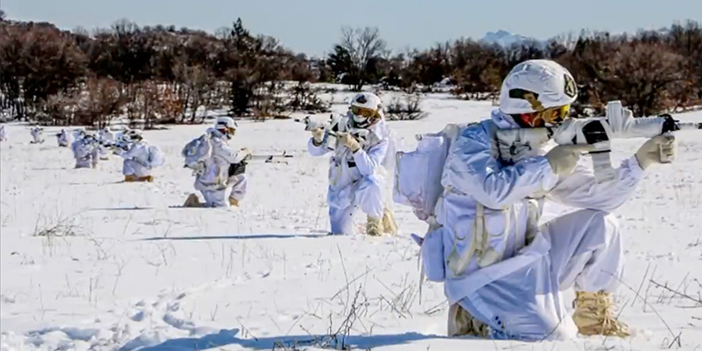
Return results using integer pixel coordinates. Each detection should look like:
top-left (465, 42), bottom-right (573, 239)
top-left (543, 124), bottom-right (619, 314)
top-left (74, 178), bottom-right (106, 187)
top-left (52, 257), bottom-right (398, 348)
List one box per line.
top-left (182, 117), bottom-right (250, 208)
top-left (307, 92), bottom-right (398, 236)
top-left (411, 60), bottom-right (677, 340)
top-left (114, 129), bottom-right (165, 182)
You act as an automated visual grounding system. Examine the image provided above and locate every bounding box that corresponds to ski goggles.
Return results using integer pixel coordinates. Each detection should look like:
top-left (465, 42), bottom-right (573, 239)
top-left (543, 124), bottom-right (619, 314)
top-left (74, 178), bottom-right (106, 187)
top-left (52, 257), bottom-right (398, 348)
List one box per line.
top-left (349, 106), bottom-right (378, 119)
top-left (216, 125), bottom-right (237, 136)
top-left (519, 104), bottom-right (571, 128)
top-left (220, 128), bottom-right (236, 139)
top-left (513, 89), bottom-right (572, 127)
top-left (349, 106), bottom-right (380, 128)
top-left (539, 104), bottom-right (571, 126)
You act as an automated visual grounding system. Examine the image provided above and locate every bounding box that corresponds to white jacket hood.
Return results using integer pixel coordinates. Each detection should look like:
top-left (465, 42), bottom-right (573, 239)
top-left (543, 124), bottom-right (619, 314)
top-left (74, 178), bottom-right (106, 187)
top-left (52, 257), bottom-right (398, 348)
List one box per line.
top-left (490, 109), bottom-right (520, 130)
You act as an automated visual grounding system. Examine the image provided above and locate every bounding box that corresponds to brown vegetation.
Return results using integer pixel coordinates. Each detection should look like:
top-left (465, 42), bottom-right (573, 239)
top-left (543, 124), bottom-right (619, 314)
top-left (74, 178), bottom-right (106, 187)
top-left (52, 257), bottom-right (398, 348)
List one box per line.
top-left (0, 14), bottom-right (699, 126)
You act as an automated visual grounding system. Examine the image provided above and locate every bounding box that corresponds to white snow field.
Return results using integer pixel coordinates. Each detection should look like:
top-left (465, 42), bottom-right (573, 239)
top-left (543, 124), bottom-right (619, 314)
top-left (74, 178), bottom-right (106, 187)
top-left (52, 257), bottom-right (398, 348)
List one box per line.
top-left (1, 93), bottom-right (701, 351)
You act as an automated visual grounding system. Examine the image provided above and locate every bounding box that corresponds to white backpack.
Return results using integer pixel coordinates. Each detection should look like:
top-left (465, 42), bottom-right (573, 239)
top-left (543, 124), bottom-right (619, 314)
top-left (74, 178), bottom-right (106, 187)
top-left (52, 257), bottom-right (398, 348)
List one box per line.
top-left (182, 133), bottom-right (212, 174)
top-left (393, 124), bottom-right (466, 284)
top-left (148, 145), bottom-right (166, 168)
top-left (393, 123), bottom-right (463, 226)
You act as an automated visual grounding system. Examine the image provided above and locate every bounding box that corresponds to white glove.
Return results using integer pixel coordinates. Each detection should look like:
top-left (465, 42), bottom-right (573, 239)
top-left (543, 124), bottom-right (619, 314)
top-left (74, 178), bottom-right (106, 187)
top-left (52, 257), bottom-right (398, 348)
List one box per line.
top-left (237, 147), bottom-right (251, 162)
top-left (635, 134), bottom-right (676, 170)
top-left (338, 132), bottom-right (361, 153)
top-left (311, 128), bottom-right (325, 145)
top-left (545, 144), bottom-right (595, 176)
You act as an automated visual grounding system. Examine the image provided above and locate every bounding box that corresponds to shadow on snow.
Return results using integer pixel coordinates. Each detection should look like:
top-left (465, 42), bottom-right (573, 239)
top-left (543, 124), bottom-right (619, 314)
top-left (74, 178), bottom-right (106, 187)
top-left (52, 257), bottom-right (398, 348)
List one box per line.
top-left (140, 233), bottom-right (329, 241)
top-left (126, 329), bottom-right (441, 351)
top-left (86, 206), bottom-right (155, 211)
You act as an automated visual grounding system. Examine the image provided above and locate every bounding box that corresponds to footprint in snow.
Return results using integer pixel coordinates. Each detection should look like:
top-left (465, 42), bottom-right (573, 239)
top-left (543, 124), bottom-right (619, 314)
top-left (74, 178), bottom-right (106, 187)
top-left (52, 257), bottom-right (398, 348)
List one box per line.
top-left (131, 310), bottom-right (146, 322)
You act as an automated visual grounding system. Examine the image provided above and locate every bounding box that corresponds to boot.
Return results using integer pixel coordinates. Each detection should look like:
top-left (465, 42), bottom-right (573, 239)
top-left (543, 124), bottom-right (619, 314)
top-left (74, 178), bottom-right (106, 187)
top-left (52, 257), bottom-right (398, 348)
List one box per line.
top-left (137, 175), bottom-right (154, 182)
top-left (572, 291), bottom-right (630, 337)
top-left (229, 198), bottom-right (239, 207)
top-left (366, 215), bottom-right (383, 236)
top-left (182, 193), bottom-right (202, 207)
top-left (382, 208), bottom-right (398, 235)
top-left (124, 175), bottom-right (136, 182)
top-left (447, 303), bottom-right (491, 338)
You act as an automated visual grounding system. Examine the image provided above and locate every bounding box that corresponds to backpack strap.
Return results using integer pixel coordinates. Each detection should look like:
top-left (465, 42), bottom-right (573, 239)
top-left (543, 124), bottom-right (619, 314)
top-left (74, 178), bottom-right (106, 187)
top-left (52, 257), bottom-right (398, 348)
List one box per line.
top-left (445, 202), bottom-right (512, 277)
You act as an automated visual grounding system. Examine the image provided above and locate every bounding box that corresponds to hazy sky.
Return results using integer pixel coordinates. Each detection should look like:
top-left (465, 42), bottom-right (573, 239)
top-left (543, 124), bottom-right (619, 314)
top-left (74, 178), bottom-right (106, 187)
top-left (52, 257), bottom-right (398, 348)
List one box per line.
top-left (3, 0), bottom-right (699, 57)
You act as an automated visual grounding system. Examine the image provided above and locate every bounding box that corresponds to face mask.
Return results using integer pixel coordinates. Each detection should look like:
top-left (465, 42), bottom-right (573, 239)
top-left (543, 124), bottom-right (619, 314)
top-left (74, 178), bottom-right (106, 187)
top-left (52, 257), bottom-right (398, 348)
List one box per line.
top-left (349, 106), bottom-right (377, 128)
top-left (217, 127), bottom-right (235, 139)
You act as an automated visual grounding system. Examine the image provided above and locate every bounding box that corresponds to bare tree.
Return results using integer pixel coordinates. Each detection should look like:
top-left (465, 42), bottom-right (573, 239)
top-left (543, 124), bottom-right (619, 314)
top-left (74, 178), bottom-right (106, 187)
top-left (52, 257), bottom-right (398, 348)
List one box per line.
top-left (76, 77), bottom-right (123, 127)
top-left (609, 41), bottom-right (686, 116)
top-left (337, 26), bottom-right (387, 91)
top-left (1, 14), bottom-right (700, 125)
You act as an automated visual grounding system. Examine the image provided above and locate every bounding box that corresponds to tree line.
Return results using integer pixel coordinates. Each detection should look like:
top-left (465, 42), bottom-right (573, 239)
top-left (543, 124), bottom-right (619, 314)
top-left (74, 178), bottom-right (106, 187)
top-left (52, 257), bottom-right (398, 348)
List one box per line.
top-left (0, 12), bottom-right (700, 127)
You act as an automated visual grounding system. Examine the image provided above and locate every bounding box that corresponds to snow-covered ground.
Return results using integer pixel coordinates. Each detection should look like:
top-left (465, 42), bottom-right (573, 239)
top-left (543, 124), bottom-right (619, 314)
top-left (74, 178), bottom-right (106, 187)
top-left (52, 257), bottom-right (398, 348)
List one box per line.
top-left (1, 94), bottom-right (701, 351)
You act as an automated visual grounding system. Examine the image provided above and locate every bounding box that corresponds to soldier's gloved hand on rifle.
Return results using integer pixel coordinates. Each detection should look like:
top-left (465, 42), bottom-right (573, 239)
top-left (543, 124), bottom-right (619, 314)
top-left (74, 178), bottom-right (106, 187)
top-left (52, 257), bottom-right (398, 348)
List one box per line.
top-left (311, 127), bottom-right (325, 146)
top-left (237, 147), bottom-right (252, 162)
top-left (545, 144), bottom-right (596, 176)
top-left (635, 134), bottom-right (677, 170)
top-left (338, 132), bottom-right (361, 153)
top-left (229, 161), bottom-right (247, 177)
top-left (111, 145), bottom-right (123, 154)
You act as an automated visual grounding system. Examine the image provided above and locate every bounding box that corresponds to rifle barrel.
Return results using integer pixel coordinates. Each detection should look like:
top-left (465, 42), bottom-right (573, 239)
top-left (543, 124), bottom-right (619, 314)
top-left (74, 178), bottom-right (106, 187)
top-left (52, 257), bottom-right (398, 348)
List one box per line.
top-left (676, 122), bottom-right (702, 131)
top-left (247, 154), bottom-right (293, 160)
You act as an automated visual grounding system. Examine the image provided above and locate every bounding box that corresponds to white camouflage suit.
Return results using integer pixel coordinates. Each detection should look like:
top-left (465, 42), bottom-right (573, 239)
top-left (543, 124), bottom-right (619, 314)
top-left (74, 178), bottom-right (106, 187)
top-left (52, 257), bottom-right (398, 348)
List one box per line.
top-left (421, 109), bottom-right (644, 341)
top-left (194, 128), bottom-right (248, 207)
top-left (308, 118), bottom-right (393, 235)
top-left (98, 128), bottom-right (115, 144)
top-left (116, 140), bottom-right (162, 178)
top-left (56, 130), bottom-right (71, 146)
top-left (71, 138), bottom-right (99, 168)
top-left (97, 128), bottom-right (115, 159)
top-left (30, 127), bottom-right (44, 143)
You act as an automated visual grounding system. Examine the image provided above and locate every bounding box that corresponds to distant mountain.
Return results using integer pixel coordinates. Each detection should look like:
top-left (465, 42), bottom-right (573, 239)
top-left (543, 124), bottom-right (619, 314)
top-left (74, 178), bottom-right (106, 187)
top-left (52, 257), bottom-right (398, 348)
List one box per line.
top-left (481, 28), bottom-right (673, 50)
top-left (480, 30), bottom-right (545, 47)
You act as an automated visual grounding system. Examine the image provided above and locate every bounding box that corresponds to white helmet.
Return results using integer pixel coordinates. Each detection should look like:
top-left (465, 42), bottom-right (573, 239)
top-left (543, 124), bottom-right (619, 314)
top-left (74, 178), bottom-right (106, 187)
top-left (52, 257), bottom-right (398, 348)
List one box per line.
top-left (499, 59), bottom-right (578, 126)
top-left (125, 129), bottom-right (143, 141)
top-left (73, 128), bottom-right (85, 139)
top-left (83, 131), bottom-right (97, 142)
top-left (214, 117), bottom-right (237, 136)
top-left (348, 92), bottom-right (383, 128)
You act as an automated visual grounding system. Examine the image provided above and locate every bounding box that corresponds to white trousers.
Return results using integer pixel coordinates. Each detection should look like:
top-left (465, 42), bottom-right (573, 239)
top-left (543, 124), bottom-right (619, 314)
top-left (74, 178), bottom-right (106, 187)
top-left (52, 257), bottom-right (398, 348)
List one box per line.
top-left (328, 174), bottom-right (384, 235)
top-left (455, 209), bottom-right (623, 341)
top-left (198, 175), bottom-right (247, 208)
top-left (98, 147), bottom-right (109, 160)
top-left (123, 159), bottom-right (150, 177)
top-left (75, 158), bottom-right (95, 169)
